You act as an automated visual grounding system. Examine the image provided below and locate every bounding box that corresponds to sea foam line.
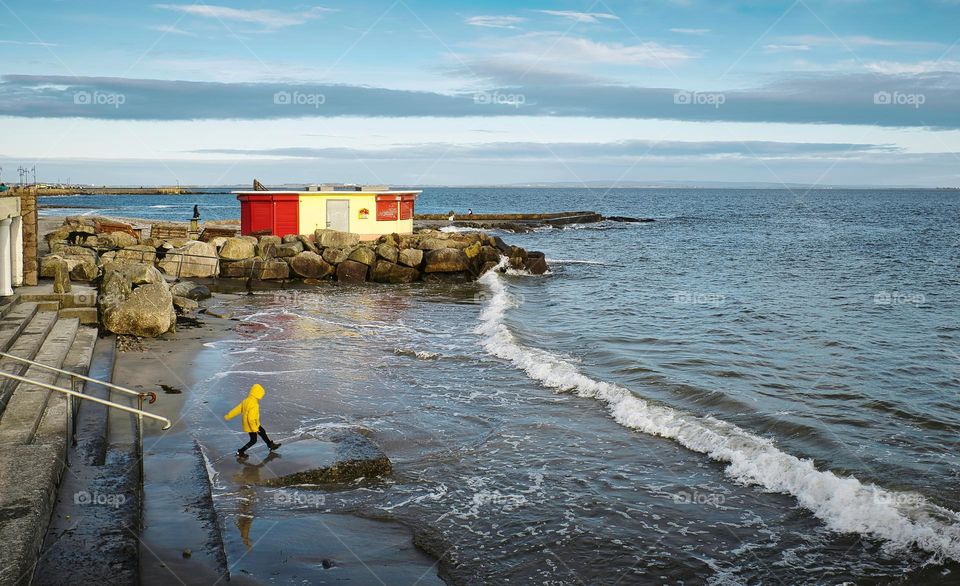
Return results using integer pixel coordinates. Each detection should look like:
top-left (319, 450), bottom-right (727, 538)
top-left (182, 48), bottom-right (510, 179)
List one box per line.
top-left (475, 266), bottom-right (960, 561)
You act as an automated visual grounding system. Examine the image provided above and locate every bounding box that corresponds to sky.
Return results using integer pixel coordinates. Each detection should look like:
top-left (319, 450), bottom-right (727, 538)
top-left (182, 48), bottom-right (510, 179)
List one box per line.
top-left (0, 0), bottom-right (959, 187)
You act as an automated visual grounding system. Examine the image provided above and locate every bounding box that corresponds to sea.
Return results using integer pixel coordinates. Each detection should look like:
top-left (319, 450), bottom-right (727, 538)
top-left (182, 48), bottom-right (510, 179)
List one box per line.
top-left (41, 188), bottom-right (960, 584)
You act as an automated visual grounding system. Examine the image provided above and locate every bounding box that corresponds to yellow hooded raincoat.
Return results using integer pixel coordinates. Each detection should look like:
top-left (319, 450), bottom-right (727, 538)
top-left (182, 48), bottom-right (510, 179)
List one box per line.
top-left (225, 384), bottom-right (265, 432)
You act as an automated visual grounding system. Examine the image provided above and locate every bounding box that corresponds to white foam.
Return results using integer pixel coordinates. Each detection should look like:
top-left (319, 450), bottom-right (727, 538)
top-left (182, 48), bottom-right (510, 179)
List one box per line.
top-left (475, 266), bottom-right (960, 562)
top-left (548, 258), bottom-right (610, 266)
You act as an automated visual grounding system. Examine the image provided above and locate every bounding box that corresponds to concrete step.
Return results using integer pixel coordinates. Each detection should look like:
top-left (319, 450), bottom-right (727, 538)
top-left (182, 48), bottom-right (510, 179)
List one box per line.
top-left (0, 310), bottom-right (58, 417)
top-left (33, 333), bottom-right (140, 586)
top-left (33, 326), bottom-right (99, 449)
top-left (18, 285), bottom-right (97, 309)
top-left (0, 302), bottom-right (39, 353)
top-left (0, 443), bottom-right (63, 586)
top-left (57, 307), bottom-right (98, 326)
top-left (0, 318), bottom-right (80, 447)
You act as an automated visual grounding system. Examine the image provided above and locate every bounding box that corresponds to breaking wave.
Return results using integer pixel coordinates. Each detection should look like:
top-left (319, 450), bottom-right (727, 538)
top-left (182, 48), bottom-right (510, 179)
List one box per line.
top-left (475, 266), bottom-right (960, 562)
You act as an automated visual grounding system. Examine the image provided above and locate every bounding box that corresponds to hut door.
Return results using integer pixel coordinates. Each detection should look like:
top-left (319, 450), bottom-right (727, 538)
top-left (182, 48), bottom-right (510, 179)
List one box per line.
top-left (326, 199), bottom-right (350, 232)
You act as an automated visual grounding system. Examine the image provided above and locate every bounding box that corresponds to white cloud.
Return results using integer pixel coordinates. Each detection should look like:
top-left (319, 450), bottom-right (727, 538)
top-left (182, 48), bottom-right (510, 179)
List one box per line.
top-left (864, 59), bottom-right (960, 74)
top-left (537, 10), bottom-right (620, 23)
top-left (465, 15), bottom-right (526, 29)
top-left (489, 33), bottom-right (693, 68)
top-left (149, 24), bottom-right (196, 37)
top-left (0, 39), bottom-right (57, 47)
top-left (778, 34), bottom-right (944, 51)
top-left (670, 28), bottom-right (710, 35)
top-left (765, 44), bottom-right (811, 52)
top-left (153, 4), bottom-right (334, 30)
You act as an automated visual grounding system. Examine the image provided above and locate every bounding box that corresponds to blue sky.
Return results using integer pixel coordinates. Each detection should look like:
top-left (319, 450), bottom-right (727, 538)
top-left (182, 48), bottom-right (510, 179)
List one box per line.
top-left (1, 0), bottom-right (959, 186)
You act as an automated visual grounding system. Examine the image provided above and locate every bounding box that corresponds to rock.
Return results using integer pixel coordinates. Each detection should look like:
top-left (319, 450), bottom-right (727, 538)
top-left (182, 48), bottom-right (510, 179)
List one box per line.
top-left (158, 240), bottom-right (219, 278)
top-left (112, 245), bottom-right (158, 265)
top-left (224, 435), bottom-right (392, 487)
top-left (336, 260), bottom-right (368, 284)
top-left (219, 237), bottom-right (256, 260)
top-left (347, 246), bottom-right (376, 266)
top-left (274, 241), bottom-right (304, 258)
top-left (220, 258), bottom-right (262, 279)
top-left (479, 245), bottom-right (501, 264)
top-left (173, 295), bottom-right (199, 314)
top-left (163, 238), bottom-right (189, 249)
top-left (259, 259), bottom-right (290, 280)
top-left (97, 231), bottom-right (138, 249)
top-left (479, 261), bottom-right (499, 275)
top-left (524, 251), bottom-right (548, 275)
top-left (257, 235), bottom-right (281, 257)
top-left (397, 248), bottom-right (423, 268)
top-left (415, 238), bottom-right (455, 251)
top-left (281, 234), bottom-right (300, 244)
top-left (182, 549), bottom-right (192, 559)
top-left (370, 260), bottom-right (420, 284)
top-left (322, 247), bottom-right (350, 265)
top-left (99, 269), bottom-right (133, 309)
top-left (298, 235), bottom-right (320, 254)
top-left (423, 248), bottom-right (469, 273)
top-left (109, 261), bottom-right (164, 286)
top-left (315, 229), bottom-right (359, 249)
top-left (464, 242), bottom-right (482, 259)
top-left (510, 246), bottom-right (528, 260)
top-left (170, 281), bottom-right (211, 300)
top-left (205, 306), bottom-right (234, 319)
top-left (287, 251), bottom-right (334, 280)
top-left (492, 236), bottom-right (512, 255)
top-left (240, 235), bottom-right (258, 244)
top-left (209, 236), bottom-right (228, 249)
top-left (53, 260), bottom-right (70, 293)
top-left (42, 247), bottom-right (100, 281)
top-left (375, 243), bottom-right (399, 263)
top-left (102, 283), bottom-right (174, 337)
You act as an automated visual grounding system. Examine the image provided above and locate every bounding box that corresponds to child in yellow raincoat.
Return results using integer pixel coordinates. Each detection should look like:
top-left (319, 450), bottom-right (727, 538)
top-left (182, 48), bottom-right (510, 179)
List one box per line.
top-left (225, 384), bottom-right (281, 458)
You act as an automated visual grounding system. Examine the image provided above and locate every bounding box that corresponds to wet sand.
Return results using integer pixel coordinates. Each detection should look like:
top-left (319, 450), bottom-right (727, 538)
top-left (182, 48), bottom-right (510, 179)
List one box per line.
top-left (111, 296), bottom-right (444, 585)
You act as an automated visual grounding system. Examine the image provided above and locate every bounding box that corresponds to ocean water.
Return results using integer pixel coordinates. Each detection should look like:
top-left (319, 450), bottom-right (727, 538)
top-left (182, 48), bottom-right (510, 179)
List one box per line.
top-left (98, 188), bottom-right (959, 583)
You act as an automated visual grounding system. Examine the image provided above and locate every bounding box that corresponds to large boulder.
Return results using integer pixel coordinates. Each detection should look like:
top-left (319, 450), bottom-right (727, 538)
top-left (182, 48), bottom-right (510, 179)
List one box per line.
top-left (170, 281), bottom-right (211, 300)
top-left (41, 247), bottom-right (99, 281)
top-left (219, 237), bottom-right (256, 260)
top-left (315, 229), bottom-right (359, 249)
top-left (423, 248), bottom-right (469, 273)
top-left (370, 260), bottom-right (420, 284)
top-left (102, 283), bottom-right (175, 337)
top-left (220, 258), bottom-right (262, 279)
top-left (322, 247), bottom-right (351, 265)
top-left (97, 231), bottom-right (138, 249)
top-left (479, 246), bottom-right (501, 264)
top-left (298, 235), bottom-right (320, 254)
top-left (336, 260), bottom-right (368, 284)
top-left (274, 241), bottom-right (304, 258)
top-left (281, 234), bottom-right (300, 244)
top-left (158, 240), bottom-right (218, 278)
top-left (287, 251), bottom-right (334, 279)
top-left (347, 246), bottom-right (376, 266)
top-left (107, 261), bottom-right (164, 286)
top-left (398, 248), bottom-right (423, 268)
top-left (257, 235), bottom-right (281, 258)
top-left (376, 243), bottom-right (399, 264)
top-left (524, 251), bottom-right (548, 275)
top-left (259, 259), bottom-right (290, 280)
top-left (172, 295), bottom-right (199, 314)
top-left (112, 245), bottom-right (158, 265)
top-left (53, 259), bottom-right (70, 293)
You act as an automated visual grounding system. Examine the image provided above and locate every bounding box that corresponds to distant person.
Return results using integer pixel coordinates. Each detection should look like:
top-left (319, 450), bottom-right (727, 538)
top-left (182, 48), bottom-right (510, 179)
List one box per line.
top-left (193, 204), bottom-right (200, 220)
top-left (225, 383), bottom-right (281, 458)
top-left (448, 210), bottom-right (455, 223)
top-left (467, 208), bottom-right (474, 217)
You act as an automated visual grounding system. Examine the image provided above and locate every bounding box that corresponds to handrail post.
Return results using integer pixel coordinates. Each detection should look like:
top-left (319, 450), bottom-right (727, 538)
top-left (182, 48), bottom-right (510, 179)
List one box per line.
top-left (137, 394), bottom-right (144, 509)
top-left (70, 375), bottom-right (79, 446)
top-left (65, 392), bottom-right (71, 467)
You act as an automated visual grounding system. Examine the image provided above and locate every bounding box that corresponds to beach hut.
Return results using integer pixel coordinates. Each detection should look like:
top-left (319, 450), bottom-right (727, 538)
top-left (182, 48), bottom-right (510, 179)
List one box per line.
top-left (235, 184), bottom-right (421, 241)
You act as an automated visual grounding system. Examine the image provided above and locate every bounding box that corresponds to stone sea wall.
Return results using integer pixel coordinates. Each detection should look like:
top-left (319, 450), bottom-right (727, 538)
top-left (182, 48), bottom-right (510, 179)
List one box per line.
top-left (40, 217), bottom-right (548, 337)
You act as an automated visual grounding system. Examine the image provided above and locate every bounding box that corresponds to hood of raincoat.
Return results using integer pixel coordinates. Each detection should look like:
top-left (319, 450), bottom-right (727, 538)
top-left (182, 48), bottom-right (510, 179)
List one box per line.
top-left (249, 384), bottom-right (265, 400)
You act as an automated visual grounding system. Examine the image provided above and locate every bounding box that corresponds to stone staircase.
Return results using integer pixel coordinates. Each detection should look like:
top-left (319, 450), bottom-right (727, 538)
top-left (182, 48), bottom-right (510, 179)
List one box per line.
top-left (0, 286), bottom-right (126, 586)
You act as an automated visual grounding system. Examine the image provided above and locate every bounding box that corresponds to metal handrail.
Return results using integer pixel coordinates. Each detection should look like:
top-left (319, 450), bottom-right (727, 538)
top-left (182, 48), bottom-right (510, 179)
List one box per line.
top-left (0, 350), bottom-right (157, 404)
top-left (0, 369), bottom-right (171, 429)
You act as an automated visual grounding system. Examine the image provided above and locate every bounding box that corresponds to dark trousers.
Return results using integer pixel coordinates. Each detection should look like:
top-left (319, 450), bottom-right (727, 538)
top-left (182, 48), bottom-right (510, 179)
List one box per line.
top-left (239, 426), bottom-right (273, 453)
